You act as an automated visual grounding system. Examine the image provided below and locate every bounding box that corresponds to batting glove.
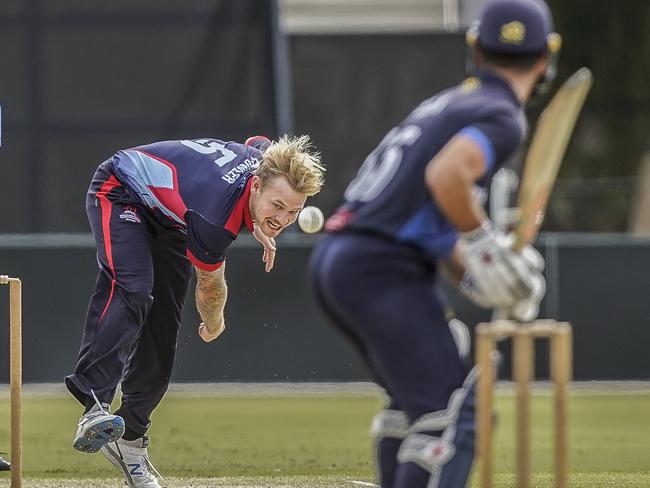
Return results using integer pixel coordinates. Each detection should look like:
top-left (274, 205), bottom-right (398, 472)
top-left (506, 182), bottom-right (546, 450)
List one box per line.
top-left (458, 221), bottom-right (543, 309)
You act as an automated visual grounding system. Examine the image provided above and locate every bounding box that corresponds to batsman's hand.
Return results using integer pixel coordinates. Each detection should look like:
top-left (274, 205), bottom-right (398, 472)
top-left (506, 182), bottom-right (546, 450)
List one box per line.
top-left (253, 223), bottom-right (276, 272)
top-left (508, 241), bottom-right (545, 321)
top-left (458, 221), bottom-right (545, 310)
top-left (509, 276), bottom-right (545, 322)
top-left (198, 321), bottom-right (225, 342)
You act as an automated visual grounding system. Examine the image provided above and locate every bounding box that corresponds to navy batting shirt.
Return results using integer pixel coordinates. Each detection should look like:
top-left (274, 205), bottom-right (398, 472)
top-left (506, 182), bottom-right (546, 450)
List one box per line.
top-left (327, 70), bottom-right (526, 260)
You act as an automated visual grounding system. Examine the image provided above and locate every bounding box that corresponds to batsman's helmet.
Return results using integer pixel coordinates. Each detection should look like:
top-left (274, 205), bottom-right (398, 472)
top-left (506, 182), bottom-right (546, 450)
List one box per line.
top-left (466, 0), bottom-right (561, 94)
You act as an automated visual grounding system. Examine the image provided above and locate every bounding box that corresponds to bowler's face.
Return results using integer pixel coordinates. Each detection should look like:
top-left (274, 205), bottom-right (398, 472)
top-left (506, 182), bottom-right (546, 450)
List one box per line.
top-left (250, 176), bottom-right (306, 237)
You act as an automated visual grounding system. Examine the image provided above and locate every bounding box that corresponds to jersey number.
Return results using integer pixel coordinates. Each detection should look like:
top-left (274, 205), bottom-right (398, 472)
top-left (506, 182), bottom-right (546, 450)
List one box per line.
top-left (181, 139), bottom-right (237, 167)
top-left (344, 125), bottom-right (422, 202)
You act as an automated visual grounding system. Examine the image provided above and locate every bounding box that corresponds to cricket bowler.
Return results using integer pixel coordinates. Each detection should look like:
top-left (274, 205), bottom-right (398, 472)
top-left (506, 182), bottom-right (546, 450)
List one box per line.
top-left (65, 135), bottom-right (324, 487)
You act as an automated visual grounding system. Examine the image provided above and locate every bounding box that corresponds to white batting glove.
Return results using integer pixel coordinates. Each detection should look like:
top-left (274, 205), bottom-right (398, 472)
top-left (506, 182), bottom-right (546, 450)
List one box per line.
top-left (458, 221), bottom-right (542, 309)
top-left (510, 274), bottom-right (545, 322)
top-left (503, 236), bottom-right (545, 321)
top-left (458, 273), bottom-right (497, 308)
top-left (499, 233), bottom-right (545, 273)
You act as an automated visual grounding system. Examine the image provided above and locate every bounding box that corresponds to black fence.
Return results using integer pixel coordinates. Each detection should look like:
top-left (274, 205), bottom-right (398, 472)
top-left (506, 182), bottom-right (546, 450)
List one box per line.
top-left (0, 233), bottom-right (648, 383)
top-left (0, 0), bottom-right (284, 232)
top-left (2, 1), bottom-right (648, 236)
top-left (1, 5), bottom-right (467, 235)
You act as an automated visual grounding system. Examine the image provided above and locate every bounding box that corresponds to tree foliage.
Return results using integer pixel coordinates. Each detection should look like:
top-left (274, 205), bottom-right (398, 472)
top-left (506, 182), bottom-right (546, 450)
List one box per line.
top-left (540, 0), bottom-right (649, 230)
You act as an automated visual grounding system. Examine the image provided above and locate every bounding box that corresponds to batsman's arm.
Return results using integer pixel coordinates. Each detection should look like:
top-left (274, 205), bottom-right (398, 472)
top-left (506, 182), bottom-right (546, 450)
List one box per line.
top-left (426, 135), bottom-right (485, 285)
top-left (424, 134), bottom-right (489, 232)
top-left (427, 133), bottom-right (534, 310)
top-left (195, 264), bottom-right (227, 341)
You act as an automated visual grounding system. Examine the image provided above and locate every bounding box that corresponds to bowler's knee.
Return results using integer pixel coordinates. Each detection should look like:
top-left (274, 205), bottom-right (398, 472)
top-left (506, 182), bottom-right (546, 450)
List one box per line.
top-left (117, 281), bottom-right (154, 317)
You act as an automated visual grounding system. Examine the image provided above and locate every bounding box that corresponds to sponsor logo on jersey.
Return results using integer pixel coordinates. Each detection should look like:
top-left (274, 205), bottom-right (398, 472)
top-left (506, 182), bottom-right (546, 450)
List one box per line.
top-left (221, 156), bottom-right (260, 184)
top-left (120, 206), bottom-right (141, 224)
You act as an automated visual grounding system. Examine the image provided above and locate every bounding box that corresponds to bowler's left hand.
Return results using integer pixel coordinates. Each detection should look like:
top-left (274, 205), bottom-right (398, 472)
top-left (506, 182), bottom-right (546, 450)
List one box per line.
top-left (253, 223), bottom-right (276, 272)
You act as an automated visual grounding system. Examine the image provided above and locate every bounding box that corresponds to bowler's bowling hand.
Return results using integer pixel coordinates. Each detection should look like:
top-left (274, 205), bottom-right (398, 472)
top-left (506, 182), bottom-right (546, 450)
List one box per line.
top-left (253, 223), bottom-right (276, 272)
top-left (198, 321), bottom-right (225, 342)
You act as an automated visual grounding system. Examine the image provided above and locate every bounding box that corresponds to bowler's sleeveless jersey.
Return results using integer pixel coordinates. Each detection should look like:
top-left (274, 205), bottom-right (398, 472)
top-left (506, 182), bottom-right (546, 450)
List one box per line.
top-left (327, 71), bottom-right (526, 260)
top-left (110, 139), bottom-right (261, 271)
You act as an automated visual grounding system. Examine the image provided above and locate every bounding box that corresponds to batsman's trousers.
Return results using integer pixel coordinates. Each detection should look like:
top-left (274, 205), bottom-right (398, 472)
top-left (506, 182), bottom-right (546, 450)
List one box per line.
top-left (311, 232), bottom-right (467, 417)
top-left (65, 161), bottom-right (192, 438)
top-left (310, 232), bottom-right (474, 487)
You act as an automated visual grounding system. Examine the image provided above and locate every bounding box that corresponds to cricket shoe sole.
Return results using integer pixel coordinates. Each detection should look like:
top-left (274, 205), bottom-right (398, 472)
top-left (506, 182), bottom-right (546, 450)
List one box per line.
top-left (73, 415), bottom-right (125, 454)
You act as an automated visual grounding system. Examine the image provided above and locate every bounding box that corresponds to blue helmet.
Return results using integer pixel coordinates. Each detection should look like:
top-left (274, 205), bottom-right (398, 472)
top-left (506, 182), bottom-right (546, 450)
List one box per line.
top-left (466, 0), bottom-right (561, 92)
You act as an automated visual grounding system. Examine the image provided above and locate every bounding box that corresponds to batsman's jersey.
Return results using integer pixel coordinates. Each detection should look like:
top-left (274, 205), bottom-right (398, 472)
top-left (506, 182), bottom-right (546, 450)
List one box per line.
top-left (108, 138), bottom-right (262, 271)
top-left (327, 71), bottom-right (526, 260)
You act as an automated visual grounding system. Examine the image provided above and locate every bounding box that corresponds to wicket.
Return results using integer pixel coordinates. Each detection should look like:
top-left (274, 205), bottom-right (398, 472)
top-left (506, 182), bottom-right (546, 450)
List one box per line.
top-left (0, 275), bottom-right (21, 488)
top-left (476, 319), bottom-right (572, 488)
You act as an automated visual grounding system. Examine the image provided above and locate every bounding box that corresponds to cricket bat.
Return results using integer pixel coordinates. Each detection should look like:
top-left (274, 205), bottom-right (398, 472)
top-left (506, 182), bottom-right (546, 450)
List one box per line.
top-left (513, 67), bottom-right (593, 251)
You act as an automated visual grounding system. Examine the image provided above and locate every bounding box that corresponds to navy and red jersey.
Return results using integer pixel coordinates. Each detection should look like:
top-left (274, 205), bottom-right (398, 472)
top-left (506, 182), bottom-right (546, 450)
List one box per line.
top-left (108, 138), bottom-right (262, 271)
top-left (327, 70), bottom-right (527, 261)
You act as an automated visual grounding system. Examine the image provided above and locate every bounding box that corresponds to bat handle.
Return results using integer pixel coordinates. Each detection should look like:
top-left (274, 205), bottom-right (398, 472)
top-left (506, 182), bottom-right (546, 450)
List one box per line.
top-left (512, 233), bottom-right (528, 254)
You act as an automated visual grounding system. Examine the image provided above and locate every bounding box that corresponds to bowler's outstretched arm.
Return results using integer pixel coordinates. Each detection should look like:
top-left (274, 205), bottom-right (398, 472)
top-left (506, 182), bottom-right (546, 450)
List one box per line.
top-left (195, 265), bottom-right (227, 342)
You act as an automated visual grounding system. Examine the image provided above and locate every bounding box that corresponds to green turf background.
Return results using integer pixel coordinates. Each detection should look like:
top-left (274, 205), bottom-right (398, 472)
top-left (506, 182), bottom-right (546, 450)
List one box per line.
top-left (1, 391), bottom-right (649, 486)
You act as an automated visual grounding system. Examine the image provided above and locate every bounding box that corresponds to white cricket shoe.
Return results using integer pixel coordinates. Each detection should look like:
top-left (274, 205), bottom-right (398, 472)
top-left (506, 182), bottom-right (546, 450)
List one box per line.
top-left (72, 400), bottom-right (125, 454)
top-left (101, 437), bottom-right (163, 488)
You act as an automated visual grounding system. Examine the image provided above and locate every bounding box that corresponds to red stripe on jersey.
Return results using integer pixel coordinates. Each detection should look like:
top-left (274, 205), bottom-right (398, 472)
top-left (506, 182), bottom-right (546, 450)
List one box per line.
top-left (137, 150), bottom-right (189, 223)
top-left (224, 177), bottom-right (254, 234)
top-left (96, 176), bottom-right (121, 324)
top-left (186, 249), bottom-right (224, 271)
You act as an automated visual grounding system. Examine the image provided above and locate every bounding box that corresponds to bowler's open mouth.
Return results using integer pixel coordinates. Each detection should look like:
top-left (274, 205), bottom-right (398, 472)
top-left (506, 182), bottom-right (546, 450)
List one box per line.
top-left (267, 220), bottom-right (281, 231)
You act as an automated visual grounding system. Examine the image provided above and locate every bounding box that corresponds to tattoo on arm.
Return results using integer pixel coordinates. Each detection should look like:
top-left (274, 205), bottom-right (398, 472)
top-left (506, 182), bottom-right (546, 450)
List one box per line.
top-left (195, 265), bottom-right (228, 331)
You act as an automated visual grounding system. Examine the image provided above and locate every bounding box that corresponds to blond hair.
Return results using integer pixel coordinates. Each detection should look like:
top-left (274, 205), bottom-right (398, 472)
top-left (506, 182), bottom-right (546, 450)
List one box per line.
top-left (255, 135), bottom-right (325, 197)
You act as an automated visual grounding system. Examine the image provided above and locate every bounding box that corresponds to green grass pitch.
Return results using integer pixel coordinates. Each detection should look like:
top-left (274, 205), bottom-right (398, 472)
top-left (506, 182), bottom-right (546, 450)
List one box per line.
top-left (0, 388), bottom-right (649, 487)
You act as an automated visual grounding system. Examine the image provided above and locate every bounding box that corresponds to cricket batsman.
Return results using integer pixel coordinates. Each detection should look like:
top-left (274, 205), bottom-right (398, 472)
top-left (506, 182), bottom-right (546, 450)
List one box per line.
top-left (65, 135), bottom-right (325, 487)
top-left (310, 1), bottom-right (558, 486)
